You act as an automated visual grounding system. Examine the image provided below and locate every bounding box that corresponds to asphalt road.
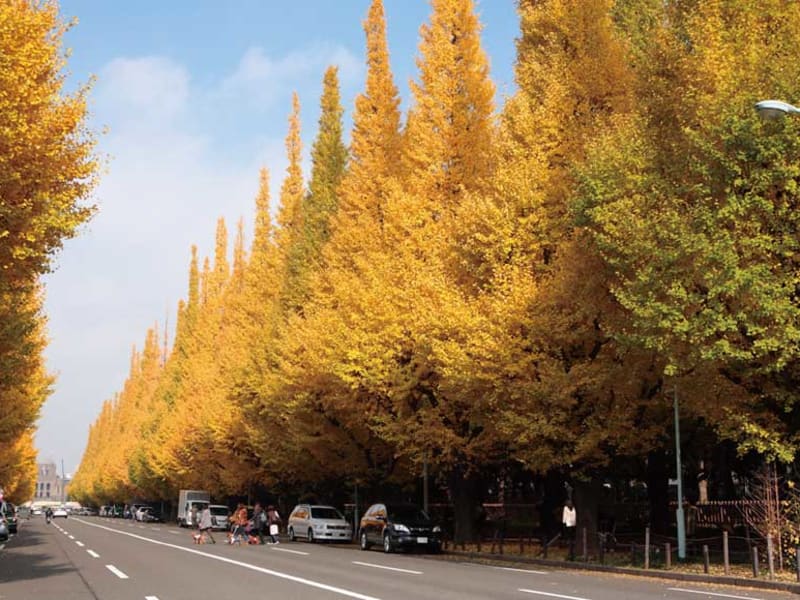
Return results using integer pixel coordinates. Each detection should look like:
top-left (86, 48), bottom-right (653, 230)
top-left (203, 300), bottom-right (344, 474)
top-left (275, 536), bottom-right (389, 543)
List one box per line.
top-left (1, 516), bottom-right (797, 600)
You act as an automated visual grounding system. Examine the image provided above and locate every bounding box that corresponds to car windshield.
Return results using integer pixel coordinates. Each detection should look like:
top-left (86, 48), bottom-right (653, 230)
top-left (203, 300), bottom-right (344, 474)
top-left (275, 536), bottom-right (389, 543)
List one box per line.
top-left (210, 507), bottom-right (229, 516)
top-left (311, 507), bottom-right (343, 520)
top-left (389, 507), bottom-right (430, 522)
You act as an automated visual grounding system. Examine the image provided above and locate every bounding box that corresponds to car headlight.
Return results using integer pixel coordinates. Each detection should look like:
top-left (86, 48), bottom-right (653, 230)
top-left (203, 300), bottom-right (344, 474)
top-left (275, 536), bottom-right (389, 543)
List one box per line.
top-left (393, 523), bottom-right (410, 533)
top-left (314, 523), bottom-right (325, 530)
top-left (433, 525), bottom-right (441, 533)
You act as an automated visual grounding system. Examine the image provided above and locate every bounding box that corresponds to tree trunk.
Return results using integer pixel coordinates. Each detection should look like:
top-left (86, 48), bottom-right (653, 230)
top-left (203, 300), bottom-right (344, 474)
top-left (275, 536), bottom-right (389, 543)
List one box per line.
top-left (647, 449), bottom-right (670, 535)
top-left (539, 469), bottom-right (563, 542)
top-left (448, 467), bottom-right (480, 544)
top-left (574, 476), bottom-right (603, 556)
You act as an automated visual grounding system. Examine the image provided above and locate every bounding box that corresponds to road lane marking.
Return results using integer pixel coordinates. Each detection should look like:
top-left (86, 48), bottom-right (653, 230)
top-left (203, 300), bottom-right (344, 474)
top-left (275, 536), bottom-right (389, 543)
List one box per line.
top-left (352, 561), bottom-right (422, 575)
top-left (75, 519), bottom-right (381, 600)
top-left (169, 531), bottom-right (179, 535)
top-left (68, 535), bottom-right (75, 539)
top-left (519, 589), bottom-right (591, 600)
top-left (494, 566), bottom-right (547, 575)
top-left (106, 564), bottom-right (129, 579)
top-left (75, 541), bottom-right (85, 547)
top-left (668, 588), bottom-right (766, 600)
top-left (271, 547), bottom-right (310, 556)
top-left (87, 550), bottom-right (100, 558)
top-left (145, 597), bottom-right (160, 600)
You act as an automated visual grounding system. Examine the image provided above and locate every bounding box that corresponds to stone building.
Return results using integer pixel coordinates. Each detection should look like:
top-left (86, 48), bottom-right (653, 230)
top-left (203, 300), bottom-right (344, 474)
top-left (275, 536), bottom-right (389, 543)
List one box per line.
top-left (34, 462), bottom-right (69, 503)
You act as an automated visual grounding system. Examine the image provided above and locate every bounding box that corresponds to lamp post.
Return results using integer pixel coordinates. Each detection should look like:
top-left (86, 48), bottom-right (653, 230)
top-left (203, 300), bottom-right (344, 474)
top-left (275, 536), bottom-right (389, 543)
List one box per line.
top-left (672, 387), bottom-right (686, 560)
top-left (755, 100), bottom-right (800, 119)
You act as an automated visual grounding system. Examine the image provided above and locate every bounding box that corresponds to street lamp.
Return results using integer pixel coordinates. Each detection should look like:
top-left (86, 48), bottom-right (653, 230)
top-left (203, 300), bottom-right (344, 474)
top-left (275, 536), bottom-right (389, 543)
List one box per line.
top-left (755, 100), bottom-right (800, 119)
top-left (672, 387), bottom-right (686, 560)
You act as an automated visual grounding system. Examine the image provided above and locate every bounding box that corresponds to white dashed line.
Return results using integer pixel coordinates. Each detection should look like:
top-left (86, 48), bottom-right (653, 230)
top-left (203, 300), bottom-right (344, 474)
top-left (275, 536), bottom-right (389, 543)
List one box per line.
top-left (76, 518), bottom-right (380, 600)
top-left (145, 596), bottom-right (160, 600)
top-left (493, 566), bottom-right (547, 575)
top-left (351, 561), bottom-right (422, 575)
top-left (105, 564), bottom-right (129, 579)
top-left (519, 590), bottom-right (591, 600)
top-left (668, 588), bottom-right (767, 600)
top-left (87, 550), bottom-right (100, 558)
top-left (68, 535), bottom-right (75, 540)
top-left (75, 541), bottom-right (85, 547)
top-left (169, 531), bottom-right (179, 535)
top-left (271, 547), bottom-right (309, 556)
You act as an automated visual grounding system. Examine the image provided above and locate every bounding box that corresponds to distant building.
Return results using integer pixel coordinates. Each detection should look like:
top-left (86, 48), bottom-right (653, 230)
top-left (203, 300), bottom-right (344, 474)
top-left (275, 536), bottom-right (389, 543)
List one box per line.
top-left (34, 462), bottom-right (69, 503)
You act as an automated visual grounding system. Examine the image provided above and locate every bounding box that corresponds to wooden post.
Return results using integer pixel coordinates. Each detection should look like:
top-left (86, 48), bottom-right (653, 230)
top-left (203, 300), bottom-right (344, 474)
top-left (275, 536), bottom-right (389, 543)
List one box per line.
top-left (723, 531), bottom-right (730, 576)
top-left (665, 543), bottom-right (672, 569)
top-left (582, 527), bottom-right (587, 562)
top-left (476, 537), bottom-right (481, 553)
top-left (767, 534), bottom-right (775, 580)
top-left (753, 546), bottom-right (760, 578)
top-left (703, 545), bottom-right (710, 574)
top-left (645, 527), bottom-right (650, 569)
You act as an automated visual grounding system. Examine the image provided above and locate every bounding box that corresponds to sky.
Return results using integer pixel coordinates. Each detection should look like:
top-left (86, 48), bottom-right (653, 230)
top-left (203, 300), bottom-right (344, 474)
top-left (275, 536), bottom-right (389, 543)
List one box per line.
top-left (35, 0), bottom-right (521, 475)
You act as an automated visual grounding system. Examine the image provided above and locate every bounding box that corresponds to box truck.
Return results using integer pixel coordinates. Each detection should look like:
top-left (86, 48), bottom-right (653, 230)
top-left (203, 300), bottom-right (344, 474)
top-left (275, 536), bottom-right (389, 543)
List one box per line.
top-left (177, 489), bottom-right (210, 527)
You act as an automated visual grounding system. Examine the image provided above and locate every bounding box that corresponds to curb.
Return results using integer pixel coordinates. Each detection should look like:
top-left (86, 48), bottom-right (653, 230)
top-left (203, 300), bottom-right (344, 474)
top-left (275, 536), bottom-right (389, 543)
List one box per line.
top-left (439, 550), bottom-right (800, 595)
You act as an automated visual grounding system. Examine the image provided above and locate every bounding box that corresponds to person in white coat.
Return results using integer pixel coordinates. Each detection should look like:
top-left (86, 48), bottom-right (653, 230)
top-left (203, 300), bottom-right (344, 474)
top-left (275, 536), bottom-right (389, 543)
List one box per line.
top-left (562, 499), bottom-right (577, 560)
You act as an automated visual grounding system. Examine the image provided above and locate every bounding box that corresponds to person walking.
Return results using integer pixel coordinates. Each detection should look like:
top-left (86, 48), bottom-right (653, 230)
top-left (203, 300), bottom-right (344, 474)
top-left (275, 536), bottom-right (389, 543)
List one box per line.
top-left (562, 499), bottom-right (577, 560)
top-left (198, 504), bottom-right (216, 544)
top-left (230, 503), bottom-right (248, 545)
top-left (266, 505), bottom-right (281, 544)
top-left (252, 503), bottom-right (266, 545)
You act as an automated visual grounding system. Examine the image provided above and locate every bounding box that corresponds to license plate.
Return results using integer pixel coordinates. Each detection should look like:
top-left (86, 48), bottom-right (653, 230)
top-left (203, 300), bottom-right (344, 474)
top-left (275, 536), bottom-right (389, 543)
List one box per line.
top-left (417, 537), bottom-right (428, 544)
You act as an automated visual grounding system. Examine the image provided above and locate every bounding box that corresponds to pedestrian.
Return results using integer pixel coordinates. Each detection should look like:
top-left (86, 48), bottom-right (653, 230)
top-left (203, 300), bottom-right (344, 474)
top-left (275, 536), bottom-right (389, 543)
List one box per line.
top-left (562, 499), bottom-right (577, 560)
top-left (266, 505), bottom-right (281, 544)
top-left (198, 504), bottom-right (216, 544)
top-left (230, 503), bottom-right (248, 545)
top-left (190, 504), bottom-right (199, 530)
top-left (252, 503), bottom-right (266, 545)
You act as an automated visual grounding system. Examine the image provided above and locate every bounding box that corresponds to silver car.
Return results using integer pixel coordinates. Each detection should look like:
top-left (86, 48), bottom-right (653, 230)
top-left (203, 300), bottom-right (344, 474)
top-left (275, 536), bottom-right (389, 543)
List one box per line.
top-left (287, 504), bottom-right (351, 542)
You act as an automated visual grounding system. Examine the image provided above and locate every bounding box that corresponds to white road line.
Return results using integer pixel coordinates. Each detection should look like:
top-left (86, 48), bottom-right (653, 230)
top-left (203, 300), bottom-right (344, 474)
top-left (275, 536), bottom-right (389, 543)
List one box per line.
top-left (271, 547), bottom-right (310, 556)
top-left (75, 541), bottom-right (85, 547)
top-left (169, 531), bottom-right (179, 535)
top-left (668, 588), bottom-right (765, 600)
top-left (68, 535), bottom-right (75, 539)
top-left (87, 550), bottom-right (100, 558)
top-left (493, 566), bottom-right (547, 575)
top-left (145, 596), bottom-right (160, 600)
top-left (105, 564), bottom-right (129, 579)
top-left (75, 519), bottom-right (381, 600)
top-left (519, 589), bottom-right (591, 600)
top-left (352, 561), bottom-right (422, 575)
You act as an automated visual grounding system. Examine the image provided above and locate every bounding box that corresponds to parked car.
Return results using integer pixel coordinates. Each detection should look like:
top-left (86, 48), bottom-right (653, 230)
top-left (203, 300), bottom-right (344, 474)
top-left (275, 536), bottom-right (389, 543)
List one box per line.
top-left (1, 502), bottom-right (18, 534)
top-left (0, 516), bottom-right (8, 541)
top-left (133, 505), bottom-right (151, 522)
top-left (52, 506), bottom-right (68, 518)
top-left (288, 504), bottom-right (351, 543)
top-left (138, 506), bottom-right (163, 523)
top-left (209, 505), bottom-right (230, 531)
top-left (358, 503), bottom-right (441, 554)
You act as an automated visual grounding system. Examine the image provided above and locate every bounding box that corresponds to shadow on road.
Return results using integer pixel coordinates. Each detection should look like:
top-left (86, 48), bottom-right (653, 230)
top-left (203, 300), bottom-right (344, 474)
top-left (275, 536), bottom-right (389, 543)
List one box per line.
top-left (0, 525), bottom-right (77, 584)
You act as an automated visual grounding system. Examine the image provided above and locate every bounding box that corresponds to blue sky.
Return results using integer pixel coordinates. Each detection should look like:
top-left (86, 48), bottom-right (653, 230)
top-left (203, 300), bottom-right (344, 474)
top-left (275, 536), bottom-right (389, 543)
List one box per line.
top-left (37, 0), bottom-right (520, 474)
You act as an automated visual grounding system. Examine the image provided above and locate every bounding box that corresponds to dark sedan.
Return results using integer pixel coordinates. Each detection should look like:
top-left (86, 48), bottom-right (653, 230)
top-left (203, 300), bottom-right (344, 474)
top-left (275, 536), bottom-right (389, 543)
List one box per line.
top-left (1, 502), bottom-right (18, 534)
top-left (359, 503), bottom-right (441, 553)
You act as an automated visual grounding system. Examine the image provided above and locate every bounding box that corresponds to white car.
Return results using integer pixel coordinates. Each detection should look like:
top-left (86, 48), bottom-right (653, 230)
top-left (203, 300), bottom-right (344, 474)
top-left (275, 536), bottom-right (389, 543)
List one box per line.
top-left (209, 505), bottom-right (230, 531)
top-left (52, 506), bottom-right (68, 518)
top-left (287, 504), bottom-right (351, 542)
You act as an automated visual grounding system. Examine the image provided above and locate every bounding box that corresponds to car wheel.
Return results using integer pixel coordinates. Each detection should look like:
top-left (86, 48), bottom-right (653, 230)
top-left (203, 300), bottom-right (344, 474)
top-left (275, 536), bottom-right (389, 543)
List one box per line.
top-left (288, 527), bottom-right (296, 542)
top-left (383, 533), bottom-right (393, 554)
top-left (360, 530), bottom-right (370, 550)
top-left (308, 528), bottom-right (315, 543)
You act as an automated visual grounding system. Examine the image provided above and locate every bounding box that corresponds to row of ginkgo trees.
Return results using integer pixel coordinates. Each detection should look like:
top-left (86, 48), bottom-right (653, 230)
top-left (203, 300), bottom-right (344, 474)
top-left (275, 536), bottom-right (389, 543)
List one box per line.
top-left (71, 0), bottom-right (800, 542)
top-left (0, 1), bottom-right (99, 503)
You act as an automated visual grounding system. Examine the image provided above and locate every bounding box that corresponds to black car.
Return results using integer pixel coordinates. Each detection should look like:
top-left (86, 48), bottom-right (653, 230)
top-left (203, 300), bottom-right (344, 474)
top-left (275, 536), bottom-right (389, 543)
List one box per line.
top-left (359, 503), bottom-right (441, 553)
top-left (1, 502), bottom-right (17, 534)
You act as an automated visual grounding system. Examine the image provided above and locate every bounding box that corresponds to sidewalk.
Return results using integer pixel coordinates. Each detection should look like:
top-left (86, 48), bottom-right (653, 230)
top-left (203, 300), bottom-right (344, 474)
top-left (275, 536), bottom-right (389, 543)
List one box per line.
top-left (0, 518), bottom-right (96, 599)
top-left (439, 548), bottom-right (800, 595)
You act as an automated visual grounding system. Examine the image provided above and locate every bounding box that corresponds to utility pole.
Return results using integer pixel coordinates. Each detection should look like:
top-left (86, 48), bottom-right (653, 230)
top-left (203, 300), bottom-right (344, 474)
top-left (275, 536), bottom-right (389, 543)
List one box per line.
top-left (673, 387), bottom-right (686, 560)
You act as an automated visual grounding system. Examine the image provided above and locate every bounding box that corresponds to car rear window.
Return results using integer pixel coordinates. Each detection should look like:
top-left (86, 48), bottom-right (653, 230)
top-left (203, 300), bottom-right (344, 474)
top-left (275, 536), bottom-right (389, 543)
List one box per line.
top-left (210, 507), bottom-right (229, 516)
top-left (311, 507), bottom-right (343, 520)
